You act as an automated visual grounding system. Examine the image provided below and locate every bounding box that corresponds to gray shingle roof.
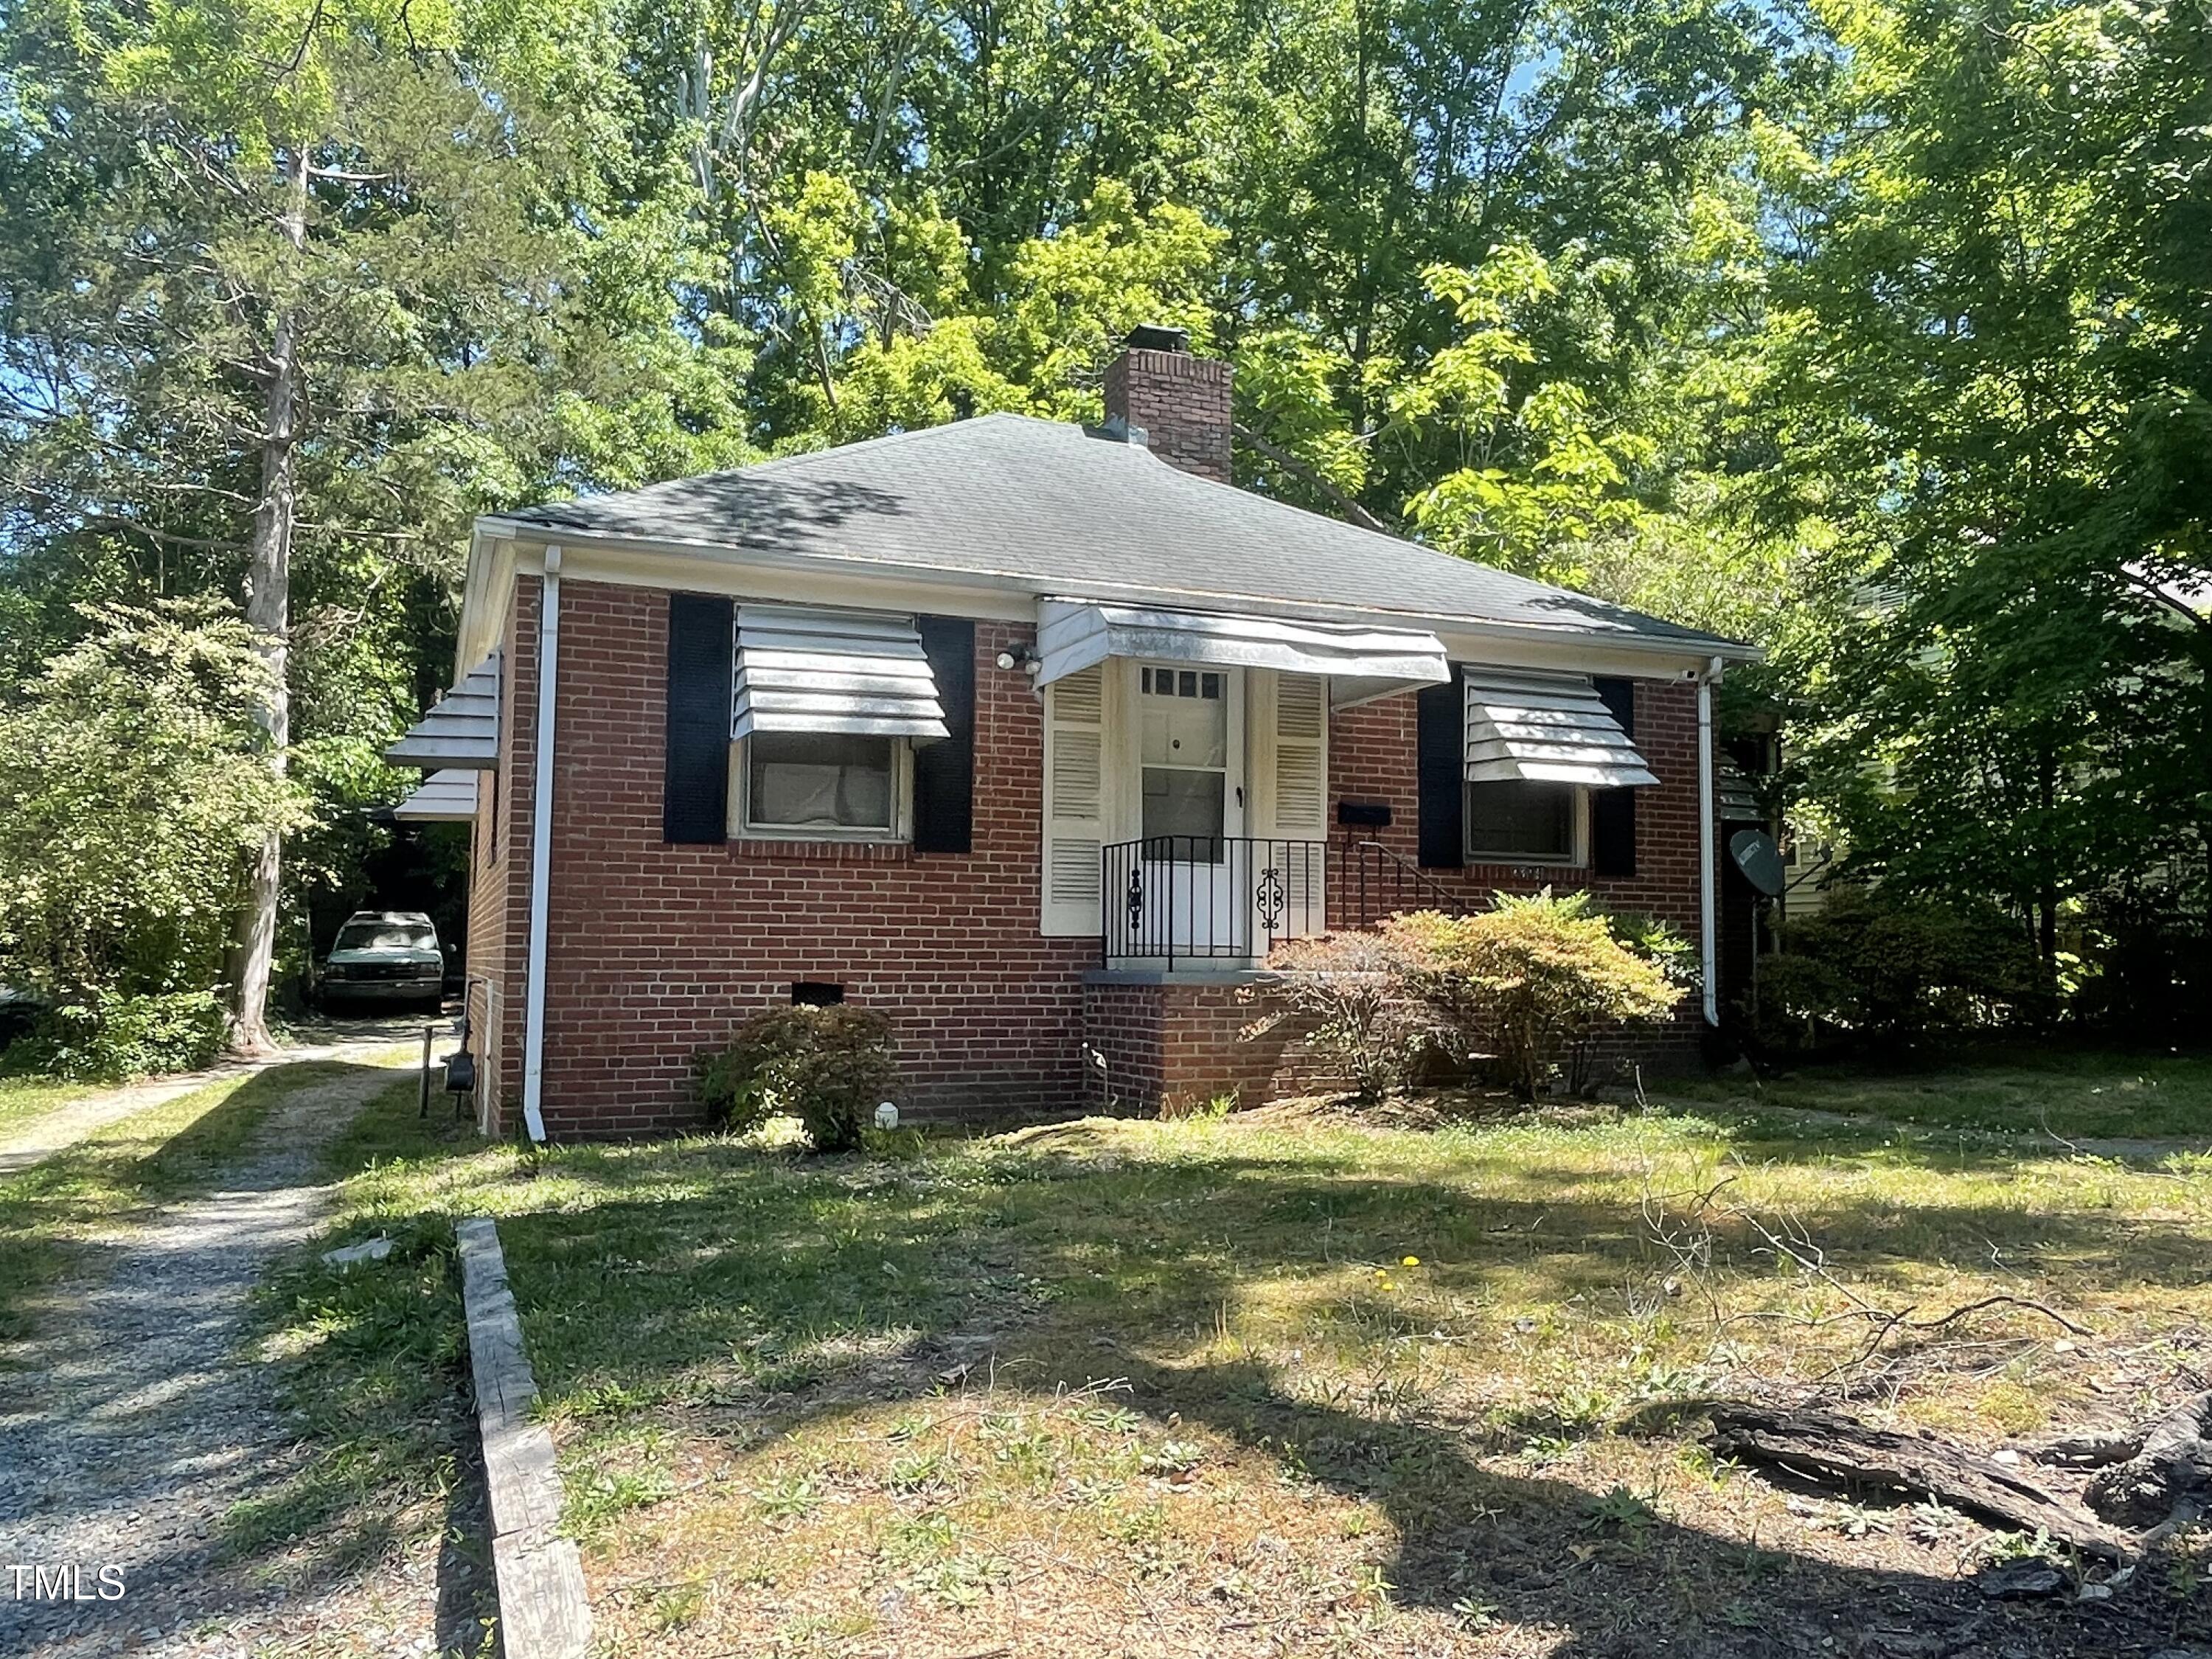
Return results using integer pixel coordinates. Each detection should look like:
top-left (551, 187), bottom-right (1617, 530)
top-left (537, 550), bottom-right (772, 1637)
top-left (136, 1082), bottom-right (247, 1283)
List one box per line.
top-left (501, 414), bottom-right (1746, 654)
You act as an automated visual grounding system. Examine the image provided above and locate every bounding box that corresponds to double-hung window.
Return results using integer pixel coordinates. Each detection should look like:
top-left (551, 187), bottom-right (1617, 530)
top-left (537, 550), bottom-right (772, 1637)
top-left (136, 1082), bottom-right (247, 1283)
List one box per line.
top-left (1465, 779), bottom-right (1582, 863)
top-left (740, 732), bottom-right (904, 836)
top-left (727, 605), bottom-right (947, 841)
top-left (1459, 667), bottom-right (1654, 865)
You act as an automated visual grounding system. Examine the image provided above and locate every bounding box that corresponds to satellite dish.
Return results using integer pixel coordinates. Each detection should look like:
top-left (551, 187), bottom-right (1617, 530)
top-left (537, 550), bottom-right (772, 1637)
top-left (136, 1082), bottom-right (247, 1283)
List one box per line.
top-left (1729, 830), bottom-right (1786, 898)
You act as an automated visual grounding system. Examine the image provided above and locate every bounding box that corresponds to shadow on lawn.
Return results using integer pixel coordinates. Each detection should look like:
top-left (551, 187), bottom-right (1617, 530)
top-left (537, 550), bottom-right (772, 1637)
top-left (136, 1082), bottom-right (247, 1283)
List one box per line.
top-left (382, 1123), bottom-right (2212, 1657)
top-left (1106, 1352), bottom-right (2163, 1658)
top-left (471, 1135), bottom-right (2212, 1403)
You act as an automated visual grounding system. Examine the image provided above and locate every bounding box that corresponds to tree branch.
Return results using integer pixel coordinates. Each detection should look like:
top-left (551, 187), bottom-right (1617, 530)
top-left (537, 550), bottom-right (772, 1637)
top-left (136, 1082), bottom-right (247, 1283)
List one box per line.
top-left (1234, 423), bottom-right (1391, 534)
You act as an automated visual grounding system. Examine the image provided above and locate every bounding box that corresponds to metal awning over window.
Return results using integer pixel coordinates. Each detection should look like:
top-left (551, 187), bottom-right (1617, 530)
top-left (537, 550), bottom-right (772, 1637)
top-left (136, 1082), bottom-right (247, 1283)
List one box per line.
top-left (1464, 667), bottom-right (1659, 787)
top-left (392, 770), bottom-right (479, 821)
top-left (1037, 599), bottom-right (1448, 708)
top-left (383, 653), bottom-right (500, 769)
top-left (1718, 758), bottom-right (1764, 823)
top-left (732, 605), bottom-right (948, 741)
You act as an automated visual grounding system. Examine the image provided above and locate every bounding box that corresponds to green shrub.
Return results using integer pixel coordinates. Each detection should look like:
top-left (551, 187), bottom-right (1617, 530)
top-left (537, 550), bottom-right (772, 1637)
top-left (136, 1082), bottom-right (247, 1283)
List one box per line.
top-left (1253, 931), bottom-right (1427, 1102)
top-left (1754, 888), bottom-right (2044, 1051)
top-left (2070, 894), bottom-right (2212, 1036)
top-left (693, 1005), bottom-right (898, 1151)
top-left (10, 987), bottom-right (229, 1080)
top-left (1382, 894), bottom-right (1685, 1099)
top-left (1603, 910), bottom-right (1701, 993)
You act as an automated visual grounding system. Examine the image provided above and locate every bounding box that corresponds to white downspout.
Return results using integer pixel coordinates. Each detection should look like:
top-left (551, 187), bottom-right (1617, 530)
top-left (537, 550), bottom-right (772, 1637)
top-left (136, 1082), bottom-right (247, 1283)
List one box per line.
top-left (1697, 655), bottom-right (1722, 1027)
top-left (520, 544), bottom-right (561, 1144)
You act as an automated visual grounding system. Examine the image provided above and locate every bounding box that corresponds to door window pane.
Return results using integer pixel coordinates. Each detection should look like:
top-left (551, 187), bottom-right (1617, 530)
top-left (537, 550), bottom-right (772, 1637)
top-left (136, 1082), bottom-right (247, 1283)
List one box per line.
top-left (1138, 662), bottom-right (1231, 861)
top-left (1465, 781), bottom-right (1576, 860)
top-left (748, 733), bottom-right (895, 830)
top-left (1142, 768), bottom-right (1225, 853)
top-left (1141, 669), bottom-right (1228, 767)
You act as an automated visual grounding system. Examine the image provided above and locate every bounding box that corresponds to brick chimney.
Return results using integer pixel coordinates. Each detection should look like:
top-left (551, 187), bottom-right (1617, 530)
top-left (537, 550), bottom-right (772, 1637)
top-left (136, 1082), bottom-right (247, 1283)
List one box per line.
top-left (1103, 324), bottom-right (1232, 484)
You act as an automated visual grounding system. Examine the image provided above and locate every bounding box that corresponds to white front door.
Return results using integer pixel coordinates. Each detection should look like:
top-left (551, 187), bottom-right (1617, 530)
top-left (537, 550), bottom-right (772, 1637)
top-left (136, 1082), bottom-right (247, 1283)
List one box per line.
top-left (1134, 662), bottom-right (1246, 956)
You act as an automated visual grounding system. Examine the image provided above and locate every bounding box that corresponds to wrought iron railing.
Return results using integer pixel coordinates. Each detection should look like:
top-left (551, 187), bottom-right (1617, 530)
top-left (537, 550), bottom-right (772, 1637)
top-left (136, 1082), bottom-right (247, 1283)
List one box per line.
top-left (1335, 838), bottom-right (1471, 928)
top-left (1099, 837), bottom-right (1471, 967)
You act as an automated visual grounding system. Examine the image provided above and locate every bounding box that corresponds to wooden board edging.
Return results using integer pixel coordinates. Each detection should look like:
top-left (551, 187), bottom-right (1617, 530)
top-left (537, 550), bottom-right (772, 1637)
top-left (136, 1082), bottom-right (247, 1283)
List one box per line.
top-left (456, 1215), bottom-right (594, 1658)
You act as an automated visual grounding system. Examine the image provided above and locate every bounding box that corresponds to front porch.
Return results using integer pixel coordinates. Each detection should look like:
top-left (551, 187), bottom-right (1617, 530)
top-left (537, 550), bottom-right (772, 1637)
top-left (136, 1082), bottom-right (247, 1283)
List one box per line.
top-left (1097, 834), bottom-right (1464, 970)
top-left (1084, 835), bottom-right (1464, 1116)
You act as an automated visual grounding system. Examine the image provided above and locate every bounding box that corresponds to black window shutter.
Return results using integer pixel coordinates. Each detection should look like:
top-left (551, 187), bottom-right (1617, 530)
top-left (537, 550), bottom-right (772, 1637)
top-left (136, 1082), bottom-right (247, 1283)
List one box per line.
top-left (663, 593), bottom-right (734, 844)
top-left (1590, 676), bottom-right (1637, 877)
top-left (912, 616), bottom-right (975, 854)
top-left (1416, 666), bottom-right (1465, 869)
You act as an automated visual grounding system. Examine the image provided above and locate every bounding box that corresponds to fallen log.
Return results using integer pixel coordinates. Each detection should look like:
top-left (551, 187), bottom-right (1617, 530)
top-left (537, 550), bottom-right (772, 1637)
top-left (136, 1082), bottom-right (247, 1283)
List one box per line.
top-left (1709, 1403), bottom-right (2132, 1561)
top-left (2082, 1391), bottom-right (2212, 1527)
top-left (2031, 1427), bottom-right (2142, 1470)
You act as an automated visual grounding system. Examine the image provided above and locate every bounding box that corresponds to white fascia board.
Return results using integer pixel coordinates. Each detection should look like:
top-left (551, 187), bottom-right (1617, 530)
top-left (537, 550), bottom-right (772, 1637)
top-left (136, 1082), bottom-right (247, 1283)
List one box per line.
top-left (456, 528), bottom-right (520, 679)
top-left (465, 512), bottom-right (1761, 677)
top-left (1436, 630), bottom-right (1742, 681)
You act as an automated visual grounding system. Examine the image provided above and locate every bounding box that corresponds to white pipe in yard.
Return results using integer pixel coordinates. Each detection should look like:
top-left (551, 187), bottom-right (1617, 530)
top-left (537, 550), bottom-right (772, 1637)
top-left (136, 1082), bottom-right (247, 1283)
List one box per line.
top-left (1697, 657), bottom-right (1722, 1028)
top-left (520, 545), bottom-right (561, 1144)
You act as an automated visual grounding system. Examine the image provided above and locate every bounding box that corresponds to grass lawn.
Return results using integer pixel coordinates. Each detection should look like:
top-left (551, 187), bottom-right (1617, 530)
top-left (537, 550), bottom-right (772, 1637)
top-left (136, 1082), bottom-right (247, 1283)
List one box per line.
top-left (1660, 1043), bottom-right (2212, 1140)
top-left (0, 1071), bottom-right (98, 1138)
top-left (263, 1054), bottom-right (2212, 1658)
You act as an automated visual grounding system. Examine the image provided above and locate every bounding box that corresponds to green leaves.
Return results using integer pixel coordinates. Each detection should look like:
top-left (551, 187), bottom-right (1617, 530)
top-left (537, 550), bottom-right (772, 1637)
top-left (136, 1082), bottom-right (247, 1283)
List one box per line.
top-left (1391, 248), bottom-right (1653, 589)
top-left (1761, 0), bottom-right (2212, 945)
top-left (0, 599), bottom-right (310, 997)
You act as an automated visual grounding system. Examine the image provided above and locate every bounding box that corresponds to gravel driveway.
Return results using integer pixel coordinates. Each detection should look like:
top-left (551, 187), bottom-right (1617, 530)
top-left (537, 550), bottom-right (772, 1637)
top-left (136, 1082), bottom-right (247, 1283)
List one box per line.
top-left (0, 1058), bottom-right (488, 1657)
top-left (0, 1018), bottom-right (432, 1179)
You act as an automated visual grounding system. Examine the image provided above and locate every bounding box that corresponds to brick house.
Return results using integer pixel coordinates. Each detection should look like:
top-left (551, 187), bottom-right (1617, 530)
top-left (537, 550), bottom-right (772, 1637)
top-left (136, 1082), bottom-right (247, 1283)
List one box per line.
top-left (389, 330), bottom-right (1756, 1141)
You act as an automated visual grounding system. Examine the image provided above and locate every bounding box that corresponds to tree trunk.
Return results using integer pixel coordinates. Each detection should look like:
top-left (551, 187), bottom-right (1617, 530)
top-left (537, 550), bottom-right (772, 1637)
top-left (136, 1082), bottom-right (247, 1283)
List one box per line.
top-left (229, 144), bottom-right (307, 1057)
top-left (2035, 742), bottom-right (2059, 990)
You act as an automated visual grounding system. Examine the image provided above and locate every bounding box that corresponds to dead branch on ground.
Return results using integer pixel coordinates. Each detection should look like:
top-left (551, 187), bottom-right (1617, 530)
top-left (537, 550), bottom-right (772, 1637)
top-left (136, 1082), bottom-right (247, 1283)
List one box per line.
top-left (1709, 1402), bottom-right (2132, 1560)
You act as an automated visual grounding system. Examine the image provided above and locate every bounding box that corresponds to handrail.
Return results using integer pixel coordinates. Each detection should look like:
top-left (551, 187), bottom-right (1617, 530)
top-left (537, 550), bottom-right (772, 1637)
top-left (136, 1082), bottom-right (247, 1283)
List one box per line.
top-left (1098, 835), bottom-right (1473, 965)
top-left (1099, 836), bottom-right (1329, 969)
top-left (1342, 839), bottom-right (1472, 917)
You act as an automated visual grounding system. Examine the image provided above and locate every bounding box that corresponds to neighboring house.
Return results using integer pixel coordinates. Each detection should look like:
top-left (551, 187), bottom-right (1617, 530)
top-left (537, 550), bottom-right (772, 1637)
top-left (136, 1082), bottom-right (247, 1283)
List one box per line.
top-left (389, 330), bottom-right (1758, 1141)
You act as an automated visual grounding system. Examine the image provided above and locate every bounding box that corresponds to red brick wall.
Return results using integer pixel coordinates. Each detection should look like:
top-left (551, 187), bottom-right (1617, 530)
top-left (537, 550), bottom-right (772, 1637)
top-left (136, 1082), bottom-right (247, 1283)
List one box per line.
top-left (1077, 983), bottom-right (1164, 1113)
top-left (1084, 981), bottom-right (1343, 1117)
top-left (1328, 681), bottom-right (1705, 931)
top-left (1104, 349), bottom-right (1233, 483)
top-left (1327, 681), bottom-right (1708, 1069)
top-left (496, 580), bottom-right (1097, 1138)
top-left (465, 580), bottom-right (533, 1137)
top-left (469, 576), bottom-right (1712, 1136)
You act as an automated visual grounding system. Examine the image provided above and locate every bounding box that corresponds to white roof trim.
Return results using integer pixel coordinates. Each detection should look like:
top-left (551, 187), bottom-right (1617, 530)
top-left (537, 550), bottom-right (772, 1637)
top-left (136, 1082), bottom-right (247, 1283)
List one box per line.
top-left (1036, 598), bottom-right (1450, 709)
top-left (462, 522), bottom-right (1759, 684)
top-left (732, 605), bottom-right (949, 741)
top-left (1464, 667), bottom-right (1659, 788)
top-left (393, 769), bottom-right (480, 821)
top-left (385, 653), bottom-right (500, 769)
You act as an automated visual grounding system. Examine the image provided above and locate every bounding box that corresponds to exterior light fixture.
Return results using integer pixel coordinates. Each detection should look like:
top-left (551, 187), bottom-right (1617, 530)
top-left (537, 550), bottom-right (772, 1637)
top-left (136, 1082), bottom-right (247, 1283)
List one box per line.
top-left (995, 644), bottom-right (1042, 675)
top-left (874, 1100), bottom-right (900, 1130)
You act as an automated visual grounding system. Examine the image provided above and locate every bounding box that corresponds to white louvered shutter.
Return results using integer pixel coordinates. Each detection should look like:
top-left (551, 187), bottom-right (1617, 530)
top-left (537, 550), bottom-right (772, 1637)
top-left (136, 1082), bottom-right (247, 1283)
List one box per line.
top-left (1042, 665), bottom-right (1107, 935)
top-left (1271, 672), bottom-right (1329, 839)
top-left (1269, 672), bottom-right (1329, 932)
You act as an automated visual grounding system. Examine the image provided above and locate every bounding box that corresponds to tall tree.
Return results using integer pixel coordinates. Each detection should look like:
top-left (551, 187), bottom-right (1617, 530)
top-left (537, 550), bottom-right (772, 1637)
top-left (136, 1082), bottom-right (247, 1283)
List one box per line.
top-left (1759, 0), bottom-right (2212, 964)
top-left (0, 0), bottom-right (748, 1046)
top-left (0, 599), bottom-right (307, 1010)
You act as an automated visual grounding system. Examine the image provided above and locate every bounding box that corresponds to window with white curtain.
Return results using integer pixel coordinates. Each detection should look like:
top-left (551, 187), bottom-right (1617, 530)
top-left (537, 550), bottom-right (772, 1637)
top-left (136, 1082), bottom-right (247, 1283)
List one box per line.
top-left (736, 734), bottom-right (905, 836)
